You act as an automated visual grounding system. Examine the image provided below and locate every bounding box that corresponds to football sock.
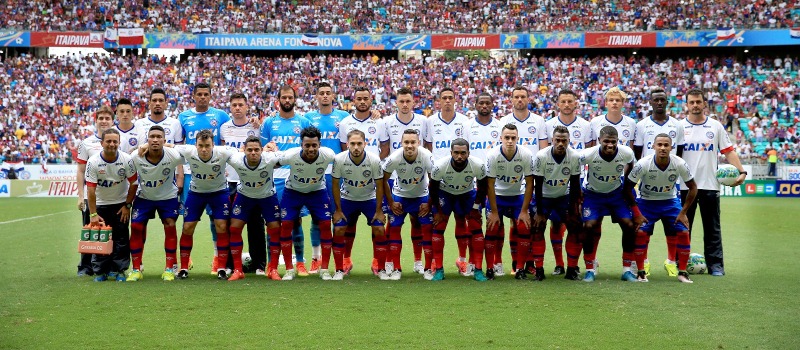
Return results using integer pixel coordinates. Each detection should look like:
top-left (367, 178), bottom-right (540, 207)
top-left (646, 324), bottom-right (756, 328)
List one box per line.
top-left (312, 246), bottom-right (321, 260)
top-left (344, 226), bottom-right (357, 259)
top-left (280, 220), bottom-right (295, 270)
top-left (215, 229), bottom-right (229, 271)
top-left (643, 234), bottom-right (651, 261)
top-left (484, 223), bottom-right (500, 268)
top-left (433, 221), bottom-right (447, 270)
top-left (229, 226), bottom-right (244, 271)
top-left (422, 224), bottom-right (434, 270)
top-left (677, 231), bottom-right (691, 271)
top-left (550, 223), bottom-right (566, 267)
top-left (388, 225), bottom-right (403, 269)
top-left (634, 230), bottom-right (648, 272)
top-left (130, 222), bottom-right (145, 270)
top-left (455, 219), bottom-right (469, 262)
top-left (292, 220), bottom-right (305, 263)
top-left (666, 235), bottom-right (678, 262)
top-left (565, 230), bottom-right (582, 268)
top-left (507, 224), bottom-right (516, 266)
top-left (467, 217), bottom-right (484, 270)
top-left (532, 230), bottom-right (546, 269)
top-left (267, 227), bottom-right (281, 270)
top-left (179, 233), bottom-right (193, 270)
top-left (593, 224), bottom-right (602, 253)
top-left (374, 230), bottom-right (388, 269)
top-left (411, 225), bottom-right (422, 261)
top-left (164, 225), bottom-right (177, 269)
top-left (515, 221), bottom-right (531, 272)
top-left (332, 234), bottom-right (345, 271)
top-left (318, 220), bottom-right (333, 270)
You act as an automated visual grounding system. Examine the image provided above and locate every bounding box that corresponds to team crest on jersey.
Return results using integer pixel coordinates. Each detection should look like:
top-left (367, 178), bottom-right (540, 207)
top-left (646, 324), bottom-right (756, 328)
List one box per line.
top-left (706, 131), bottom-right (714, 139)
top-left (260, 171), bottom-right (269, 178)
top-left (212, 165), bottom-right (221, 172)
top-left (316, 168), bottom-right (324, 174)
top-left (491, 131), bottom-right (499, 138)
top-left (583, 207), bottom-right (591, 218)
top-left (669, 130), bottom-right (676, 138)
top-left (573, 130), bottom-right (581, 138)
top-left (210, 119), bottom-right (218, 127)
top-left (165, 128), bottom-right (172, 135)
top-left (233, 205), bottom-right (241, 215)
top-left (528, 126), bottom-right (536, 134)
top-left (455, 129), bottom-right (462, 137)
top-left (465, 176), bottom-right (473, 183)
top-left (514, 165), bottom-right (523, 173)
top-left (616, 164), bottom-right (624, 173)
top-left (368, 127), bottom-right (377, 134)
top-left (622, 130), bottom-right (630, 138)
top-left (293, 126), bottom-right (301, 134)
top-left (248, 130), bottom-right (256, 136)
top-left (414, 167), bottom-right (423, 174)
top-left (117, 169), bottom-right (126, 177)
top-left (562, 167), bottom-right (570, 175)
top-left (192, 164), bottom-right (199, 169)
top-left (129, 138), bottom-right (138, 146)
top-left (363, 170), bottom-right (372, 178)
top-left (162, 168), bottom-right (171, 176)
top-left (668, 174), bottom-right (678, 182)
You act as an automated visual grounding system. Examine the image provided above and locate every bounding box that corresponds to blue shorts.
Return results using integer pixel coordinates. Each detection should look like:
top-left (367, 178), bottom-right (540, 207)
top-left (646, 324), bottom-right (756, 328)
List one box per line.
top-left (637, 197), bottom-right (688, 234)
top-left (582, 187), bottom-right (632, 222)
top-left (231, 193), bottom-right (281, 224)
top-left (335, 198), bottom-right (384, 227)
top-left (487, 195), bottom-right (523, 220)
top-left (131, 197), bottom-right (180, 223)
top-left (281, 188), bottom-right (331, 222)
top-left (388, 194), bottom-right (433, 227)
top-left (182, 174), bottom-right (214, 216)
top-left (435, 190), bottom-right (476, 217)
top-left (276, 177), bottom-right (310, 218)
top-left (531, 196), bottom-right (570, 223)
top-left (184, 190), bottom-right (230, 222)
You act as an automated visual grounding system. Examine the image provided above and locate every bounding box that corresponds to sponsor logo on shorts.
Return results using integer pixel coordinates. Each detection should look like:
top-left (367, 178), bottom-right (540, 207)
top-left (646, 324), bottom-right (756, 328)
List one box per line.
top-left (233, 205), bottom-right (241, 215)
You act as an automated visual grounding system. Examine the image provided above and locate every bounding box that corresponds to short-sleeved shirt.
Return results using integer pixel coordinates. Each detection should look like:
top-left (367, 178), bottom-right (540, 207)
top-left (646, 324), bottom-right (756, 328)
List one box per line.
top-left (486, 146), bottom-right (535, 196)
top-left (385, 113), bottom-right (427, 153)
top-left (280, 147), bottom-right (336, 193)
top-left (220, 119), bottom-right (261, 183)
top-left (545, 116), bottom-right (592, 150)
top-left (424, 112), bottom-right (469, 160)
top-left (590, 114), bottom-right (637, 146)
top-left (382, 147), bottom-right (434, 198)
top-left (532, 146), bottom-right (582, 198)
top-left (132, 147), bottom-right (184, 201)
top-left (134, 116), bottom-right (184, 146)
top-left (174, 145), bottom-right (238, 193)
top-left (115, 124), bottom-right (140, 154)
top-left (465, 117), bottom-right (503, 161)
top-left (431, 156), bottom-right (487, 196)
top-left (634, 116), bottom-right (684, 158)
top-left (77, 134), bottom-right (104, 199)
top-left (305, 109), bottom-right (350, 151)
top-left (498, 112), bottom-right (548, 154)
top-left (337, 114), bottom-right (389, 155)
top-left (580, 145), bottom-right (635, 193)
top-left (259, 114), bottom-right (312, 179)
top-left (226, 152), bottom-right (281, 199)
top-left (680, 117), bottom-right (734, 190)
top-left (85, 151), bottom-right (137, 205)
top-left (628, 154), bottom-right (694, 200)
top-left (332, 150), bottom-right (383, 201)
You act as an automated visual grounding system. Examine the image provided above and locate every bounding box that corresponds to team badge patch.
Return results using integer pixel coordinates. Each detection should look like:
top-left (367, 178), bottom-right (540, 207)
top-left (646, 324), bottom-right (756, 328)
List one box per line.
top-left (260, 171), bottom-right (269, 178)
top-left (583, 207), bottom-right (591, 218)
top-left (669, 130), bottom-right (676, 138)
top-left (514, 165), bottom-right (523, 173)
top-left (368, 127), bottom-right (377, 134)
top-left (528, 126), bottom-right (536, 134)
top-left (165, 128), bottom-right (171, 135)
top-left (622, 130), bottom-right (630, 138)
top-left (293, 126), bottom-right (301, 134)
top-left (414, 167), bottom-right (424, 174)
top-left (706, 131), bottom-right (714, 139)
top-left (316, 168), bottom-right (324, 174)
top-left (668, 174), bottom-right (678, 182)
top-left (363, 170), bottom-right (372, 178)
top-left (562, 167), bottom-right (570, 175)
top-left (210, 119), bottom-right (218, 127)
top-left (117, 169), bottom-right (126, 177)
top-left (455, 129), bottom-right (462, 137)
top-left (131, 209), bottom-right (139, 219)
top-left (573, 130), bottom-right (581, 138)
top-left (491, 131), bottom-right (499, 139)
top-left (616, 164), bottom-right (624, 173)
top-left (162, 168), bottom-right (171, 176)
top-left (212, 165), bottom-right (221, 172)
top-left (129, 138), bottom-right (138, 146)
top-left (465, 176), bottom-right (473, 183)
top-left (248, 130), bottom-right (256, 136)
top-left (233, 205), bottom-right (241, 215)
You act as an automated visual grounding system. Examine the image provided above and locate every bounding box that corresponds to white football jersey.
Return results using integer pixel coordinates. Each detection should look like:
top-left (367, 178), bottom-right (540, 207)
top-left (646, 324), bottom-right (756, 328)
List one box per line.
top-left (337, 115), bottom-right (389, 155)
top-left (220, 119), bottom-right (261, 183)
top-left (332, 150), bottom-right (383, 201)
top-left (532, 146), bottom-right (582, 198)
top-left (680, 117), bottom-right (734, 190)
top-left (465, 117), bottom-right (503, 161)
top-left (174, 145), bottom-right (238, 193)
top-left (545, 116), bottom-right (592, 150)
top-left (430, 156), bottom-right (487, 196)
top-left (280, 147), bottom-right (336, 193)
top-left (77, 134), bottom-right (104, 200)
top-left (132, 147), bottom-right (184, 201)
top-left (485, 146), bottom-right (534, 196)
top-left (498, 112), bottom-right (548, 154)
top-left (134, 116), bottom-right (184, 146)
top-left (424, 112), bottom-right (469, 160)
top-left (634, 116), bottom-right (685, 158)
top-left (382, 147), bottom-right (434, 198)
top-left (628, 154), bottom-right (693, 200)
top-left (116, 124), bottom-right (140, 154)
top-left (590, 114), bottom-right (637, 146)
top-left (580, 145), bottom-right (635, 193)
top-left (85, 151), bottom-right (137, 205)
top-left (226, 152), bottom-right (280, 199)
top-left (385, 113), bottom-right (427, 153)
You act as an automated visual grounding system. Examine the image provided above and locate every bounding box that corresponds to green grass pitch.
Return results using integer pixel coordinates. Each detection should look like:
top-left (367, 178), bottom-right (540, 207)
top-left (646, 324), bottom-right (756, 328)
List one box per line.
top-left (0, 197), bottom-right (797, 349)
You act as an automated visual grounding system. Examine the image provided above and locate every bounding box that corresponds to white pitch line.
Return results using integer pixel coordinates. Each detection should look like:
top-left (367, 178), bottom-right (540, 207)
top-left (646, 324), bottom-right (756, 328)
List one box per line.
top-left (0, 210), bottom-right (72, 225)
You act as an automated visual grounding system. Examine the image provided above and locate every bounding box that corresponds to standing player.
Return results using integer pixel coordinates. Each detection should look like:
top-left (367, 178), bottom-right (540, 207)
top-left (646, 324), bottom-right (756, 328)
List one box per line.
top-left (75, 106), bottom-right (115, 277)
top-left (275, 126), bottom-right (336, 281)
top-left (679, 89), bottom-right (747, 276)
top-left (633, 88), bottom-right (685, 275)
top-left (332, 130), bottom-right (386, 280)
top-left (85, 129), bottom-right (138, 282)
top-left (260, 85), bottom-right (313, 276)
top-left (530, 126), bottom-right (583, 281)
top-left (590, 87), bottom-right (637, 147)
top-left (465, 93), bottom-right (502, 161)
top-left (384, 88), bottom-right (428, 274)
top-left (497, 86), bottom-right (548, 277)
top-left (226, 136), bottom-right (282, 281)
top-left (383, 130), bottom-right (435, 279)
top-left (429, 138), bottom-right (489, 282)
top-left (304, 82), bottom-right (350, 274)
top-left (178, 82), bottom-right (231, 274)
top-left (134, 88), bottom-right (184, 147)
top-left (544, 90), bottom-right (593, 276)
top-left (114, 98), bottom-right (139, 154)
top-left (220, 92), bottom-right (267, 275)
top-left (624, 133), bottom-right (698, 283)
top-left (424, 88), bottom-right (472, 275)
top-left (128, 126), bottom-right (185, 282)
top-left (483, 124), bottom-right (534, 280)
top-left (579, 126), bottom-right (638, 282)
top-left (173, 130), bottom-right (238, 280)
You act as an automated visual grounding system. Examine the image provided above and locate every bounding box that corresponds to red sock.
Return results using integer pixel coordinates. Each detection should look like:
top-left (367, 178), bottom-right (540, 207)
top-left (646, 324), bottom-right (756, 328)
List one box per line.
top-left (565, 229), bottom-right (582, 269)
top-left (216, 229), bottom-right (229, 270)
top-left (344, 226), bottom-right (356, 259)
top-left (388, 225), bottom-right (403, 270)
top-left (622, 252), bottom-right (634, 268)
top-left (432, 222), bottom-right (447, 270)
top-left (634, 230), bottom-right (648, 271)
top-left (333, 234), bottom-right (345, 271)
top-left (484, 224), bottom-right (500, 268)
top-left (677, 231), bottom-right (691, 271)
top-left (515, 221), bottom-right (530, 271)
top-left (318, 220), bottom-right (332, 270)
top-left (229, 226), bottom-right (244, 271)
top-left (179, 233), bottom-right (193, 270)
top-left (374, 230), bottom-right (388, 269)
top-left (467, 218), bottom-right (484, 270)
top-left (411, 225), bottom-right (422, 261)
top-left (592, 225), bottom-right (602, 255)
top-left (666, 235), bottom-right (677, 262)
top-left (550, 223), bottom-right (566, 267)
top-left (267, 227), bottom-right (281, 270)
top-left (164, 225), bottom-right (177, 269)
top-left (532, 230), bottom-right (546, 269)
top-left (280, 220), bottom-right (295, 270)
top-left (455, 219), bottom-right (469, 261)
top-left (130, 222), bottom-right (145, 270)
top-left (422, 224), bottom-right (433, 270)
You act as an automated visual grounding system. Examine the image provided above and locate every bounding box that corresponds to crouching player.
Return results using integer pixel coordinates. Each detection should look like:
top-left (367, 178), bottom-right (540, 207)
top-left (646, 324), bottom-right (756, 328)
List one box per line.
top-left (429, 138), bottom-right (489, 282)
top-left (332, 130), bottom-right (386, 280)
top-left (382, 129), bottom-right (435, 280)
top-left (623, 133), bottom-right (697, 283)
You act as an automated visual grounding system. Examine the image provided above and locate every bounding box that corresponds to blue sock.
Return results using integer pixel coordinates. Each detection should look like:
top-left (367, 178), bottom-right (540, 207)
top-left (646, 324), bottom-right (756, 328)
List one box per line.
top-left (310, 222), bottom-right (321, 248)
top-left (293, 225), bottom-right (305, 263)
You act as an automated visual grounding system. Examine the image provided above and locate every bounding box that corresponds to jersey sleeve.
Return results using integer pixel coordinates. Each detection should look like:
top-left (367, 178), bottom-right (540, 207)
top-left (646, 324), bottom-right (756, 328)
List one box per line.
top-left (537, 118), bottom-right (548, 140)
top-left (338, 119), bottom-right (349, 144)
top-left (622, 146), bottom-right (636, 163)
top-left (381, 153), bottom-right (394, 174)
top-left (423, 118), bottom-right (433, 144)
top-left (172, 120), bottom-right (185, 144)
top-left (321, 147), bottom-right (336, 164)
top-left (633, 123), bottom-right (645, 147)
top-left (84, 159), bottom-right (97, 185)
top-left (371, 155), bottom-right (383, 180)
top-left (628, 160), bottom-right (644, 183)
top-left (220, 146), bottom-right (240, 160)
top-left (77, 140), bottom-right (89, 164)
top-left (430, 161), bottom-right (443, 181)
top-left (331, 153), bottom-right (343, 179)
top-left (485, 153), bottom-right (497, 178)
top-left (570, 153), bottom-right (582, 174)
top-left (475, 159), bottom-right (487, 180)
top-left (125, 157), bottom-right (138, 182)
top-left (674, 122), bottom-right (685, 148)
top-left (678, 158), bottom-right (694, 183)
top-left (378, 120), bottom-right (390, 143)
top-left (532, 153), bottom-right (544, 177)
top-left (717, 122), bottom-right (734, 154)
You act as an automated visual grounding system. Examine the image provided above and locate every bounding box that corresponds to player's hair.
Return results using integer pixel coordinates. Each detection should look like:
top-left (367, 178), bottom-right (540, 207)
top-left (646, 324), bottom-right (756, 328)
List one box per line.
top-left (101, 128), bottom-right (120, 141)
top-left (477, 92), bottom-right (493, 101)
top-left (604, 86), bottom-right (628, 99)
top-left (451, 138), bottom-right (469, 149)
top-left (300, 126), bottom-right (322, 141)
top-left (196, 129), bottom-right (214, 142)
top-left (512, 86), bottom-right (529, 96)
top-left (654, 133), bottom-right (672, 143)
top-left (557, 89), bottom-right (578, 100)
top-left (193, 82), bottom-right (211, 93)
top-left (553, 125), bottom-right (570, 137)
top-left (148, 125), bottom-right (165, 136)
top-left (599, 126), bottom-right (618, 139)
top-left (439, 87), bottom-right (455, 97)
top-left (354, 86), bottom-right (371, 96)
top-left (316, 81), bottom-right (332, 92)
top-left (347, 129), bottom-right (366, 141)
top-left (230, 92), bottom-right (247, 102)
top-left (502, 123), bottom-right (518, 132)
top-left (116, 98), bottom-right (132, 108)
top-left (649, 87), bottom-right (667, 97)
top-left (150, 87), bottom-right (167, 100)
top-left (403, 128), bottom-right (420, 136)
top-left (396, 87), bottom-right (413, 97)
top-left (95, 105), bottom-right (115, 119)
top-left (279, 84), bottom-right (297, 98)
top-left (685, 88), bottom-right (706, 102)
top-left (244, 135), bottom-right (261, 147)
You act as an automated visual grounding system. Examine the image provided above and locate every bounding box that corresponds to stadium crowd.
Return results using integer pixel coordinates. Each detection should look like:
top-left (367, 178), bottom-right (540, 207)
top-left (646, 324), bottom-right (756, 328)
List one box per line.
top-left (0, 52), bottom-right (799, 165)
top-left (0, 0), bottom-right (797, 34)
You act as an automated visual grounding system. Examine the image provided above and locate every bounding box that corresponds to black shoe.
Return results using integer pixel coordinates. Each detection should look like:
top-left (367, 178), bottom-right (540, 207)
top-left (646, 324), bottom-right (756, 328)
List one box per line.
top-left (564, 267), bottom-right (580, 280)
top-left (552, 265), bottom-right (565, 276)
top-left (486, 268), bottom-right (495, 280)
top-left (525, 261), bottom-right (536, 274)
top-left (533, 267), bottom-right (546, 281)
top-left (511, 260), bottom-right (518, 273)
top-left (217, 270), bottom-right (229, 280)
top-left (177, 269), bottom-right (189, 279)
top-left (514, 269), bottom-right (528, 280)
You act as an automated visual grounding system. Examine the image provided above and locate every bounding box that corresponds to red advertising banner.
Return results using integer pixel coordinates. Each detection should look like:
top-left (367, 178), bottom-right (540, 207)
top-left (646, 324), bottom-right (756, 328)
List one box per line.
top-left (584, 32), bottom-right (657, 48)
top-left (430, 35), bottom-right (500, 50)
top-left (30, 32), bottom-right (104, 48)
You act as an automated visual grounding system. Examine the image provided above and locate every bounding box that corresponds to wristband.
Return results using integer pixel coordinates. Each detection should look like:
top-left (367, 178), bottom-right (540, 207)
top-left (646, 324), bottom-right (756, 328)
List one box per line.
top-left (631, 206), bottom-right (642, 217)
top-left (473, 203), bottom-right (481, 210)
top-left (90, 213), bottom-right (98, 218)
top-left (739, 171), bottom-right (747, 175)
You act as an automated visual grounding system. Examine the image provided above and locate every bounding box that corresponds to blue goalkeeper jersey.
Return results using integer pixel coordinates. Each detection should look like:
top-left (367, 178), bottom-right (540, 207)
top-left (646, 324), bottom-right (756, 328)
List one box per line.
top-left (178, 107), bottom-right (230, 146)
top-left (304, 109), bottom-right (349, 152)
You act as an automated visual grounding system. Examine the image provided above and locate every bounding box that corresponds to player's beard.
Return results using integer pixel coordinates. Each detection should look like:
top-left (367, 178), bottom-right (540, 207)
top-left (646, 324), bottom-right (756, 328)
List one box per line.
top-left (280, 102), bottom-right (295, 113)
top-left (356, 104), bottom-right (370, 113)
